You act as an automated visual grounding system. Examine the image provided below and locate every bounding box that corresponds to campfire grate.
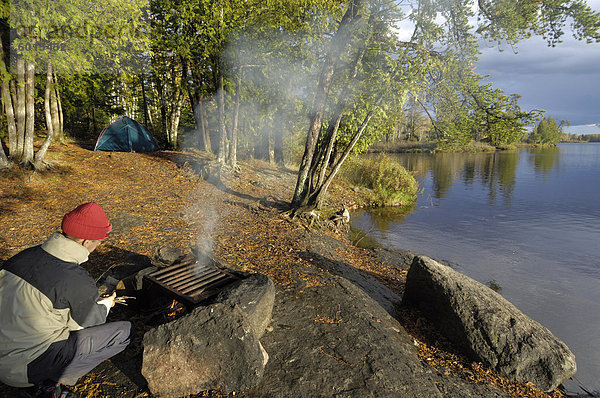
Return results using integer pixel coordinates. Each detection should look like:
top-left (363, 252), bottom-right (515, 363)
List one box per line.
top-left (144, 257), bottom-right (238, 306)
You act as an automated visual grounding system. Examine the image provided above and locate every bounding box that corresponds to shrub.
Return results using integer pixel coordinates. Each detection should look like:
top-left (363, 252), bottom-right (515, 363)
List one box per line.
top-left (342, 154), bottom-right (418, 207)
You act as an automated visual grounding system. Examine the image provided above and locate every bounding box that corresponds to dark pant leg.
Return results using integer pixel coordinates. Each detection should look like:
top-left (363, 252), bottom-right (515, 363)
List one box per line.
top-left (57, 321), bottom-right (132, 385)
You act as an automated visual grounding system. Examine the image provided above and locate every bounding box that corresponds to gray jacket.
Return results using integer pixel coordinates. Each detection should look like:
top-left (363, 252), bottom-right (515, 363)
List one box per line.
top-left (0, 233), bottom-right (111, 387)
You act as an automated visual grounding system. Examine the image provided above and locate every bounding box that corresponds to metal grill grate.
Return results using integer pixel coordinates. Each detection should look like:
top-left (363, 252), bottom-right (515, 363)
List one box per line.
top-left (144, 257), bottom-right (238, 306)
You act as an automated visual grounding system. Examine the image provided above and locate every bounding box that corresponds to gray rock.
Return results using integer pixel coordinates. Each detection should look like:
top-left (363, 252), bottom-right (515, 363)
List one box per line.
top-left (141, 303), bottom-right (267, 397)
top-left (299, 232), bottom-right (402, 315)
top-left (403, 255), bottom-right (577, 392)
top-left (152, 246), bottom-right (184, 266)
top-left (245, 273), bottom-right (508, 397)
top-left (215, 273), bottom-right (275, 339)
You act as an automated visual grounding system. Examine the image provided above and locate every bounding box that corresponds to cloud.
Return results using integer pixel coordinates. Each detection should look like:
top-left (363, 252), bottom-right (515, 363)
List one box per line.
top-left (478, 37), bottom-right (600, 75)
top-left (476, 35), bottom-right (600, 125)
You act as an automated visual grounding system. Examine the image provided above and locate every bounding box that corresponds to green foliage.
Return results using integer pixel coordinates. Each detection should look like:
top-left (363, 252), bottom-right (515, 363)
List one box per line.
top-left (476, 0), bottom-right (600, 47)
top-left (417, 57), bottom-right (541, 151)
top-left (530, 116), bottom-right (562, 145)
top-left (9, 0), bottom-right (149, 74)
top-left (342, 154), bottom-right (419, 207)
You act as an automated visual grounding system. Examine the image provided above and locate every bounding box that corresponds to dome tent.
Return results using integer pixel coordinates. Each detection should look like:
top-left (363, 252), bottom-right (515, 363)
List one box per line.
top-left (94, 116), bottom-right (159, 152)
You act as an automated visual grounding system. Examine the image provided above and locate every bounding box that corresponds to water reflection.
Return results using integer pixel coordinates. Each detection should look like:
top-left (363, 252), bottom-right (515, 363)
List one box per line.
top-left (361, 204), bottom-right (417, 232)
top-left (390, 151), bottom-right (520, 205)
top-left (528, 146), bottom-right (560, 177)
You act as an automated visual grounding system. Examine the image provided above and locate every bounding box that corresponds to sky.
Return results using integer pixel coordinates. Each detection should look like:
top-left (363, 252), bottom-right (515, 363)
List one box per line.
top-left (474, 0), bottom-right (600, 130)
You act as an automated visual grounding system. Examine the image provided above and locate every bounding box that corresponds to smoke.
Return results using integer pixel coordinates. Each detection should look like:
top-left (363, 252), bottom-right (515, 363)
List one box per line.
top-left (180, 23), bottom-right (335, 162)
top-left (182, 196), bottom-right (218, 263)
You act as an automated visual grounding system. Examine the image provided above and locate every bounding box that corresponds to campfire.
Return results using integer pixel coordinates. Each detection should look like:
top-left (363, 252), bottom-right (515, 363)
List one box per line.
top-left (99, 249), bottom-right (241, 326)
top-left (166, 299), bottom-right (187, 319)
top-left (142, 252), bottom-right (239, 313)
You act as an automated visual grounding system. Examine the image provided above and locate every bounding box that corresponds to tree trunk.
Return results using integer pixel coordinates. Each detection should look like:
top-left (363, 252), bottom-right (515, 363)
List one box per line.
top-left (190, 93), bottom-right (203, 146)
top-left (140, 75), bottom-right (152, 130)
top-left (156, 76), bottom-right (168, 144)
top-left (22, 62), bottom-right (35, 166)
top-left (292, 0), bottom-right (365, 207)
top-left (34, 63), bottom-right (55, 170)
top-left (264, 128), bottom-right (274, 163)
top-left (190, 92), bottom-right (211, 153)
top-left (168, 85), bottom-right (184, 149)
top-left (314, 110), bottom-right (344, 189)
top-left (15, 59), bottom-right (26, 161)
top-left (90, 79), bottom-right (98, 135)
top-left (273, 114), bottom-right (285, 166)
top-left (55, 73), bottom-right (64, 138)
top-left (1, 74), bottom-right (17, 157)
top-left (216, 70), bottom-right (226, 164)
top-left (168, 60), bottom-right (186, 149)
top-left (229, 67), bottom-right (242, 168)
top-left (200, 99), bottom-right (211, 152)
top-left (307, 12), bottom-right (371, 198)
top-left (50, 73), bottom-right (62, 141)
top-left (310, 110), bottom-right (374, 208)
top-left (0, 39), bottom-right (17, 159)
top-left (0, 138), bottom-right (9, 168)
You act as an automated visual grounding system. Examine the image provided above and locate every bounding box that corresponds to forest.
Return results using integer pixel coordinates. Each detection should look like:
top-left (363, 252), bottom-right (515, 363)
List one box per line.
top-left (1, 0), bottom-right (599, 209)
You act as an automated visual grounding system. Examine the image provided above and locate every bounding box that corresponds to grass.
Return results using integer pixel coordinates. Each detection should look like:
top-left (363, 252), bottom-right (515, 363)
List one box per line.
top-left (340, 154), bottom-right (418, 207)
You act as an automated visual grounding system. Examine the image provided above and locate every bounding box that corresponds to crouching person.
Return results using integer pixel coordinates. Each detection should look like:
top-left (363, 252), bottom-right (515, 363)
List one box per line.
top-left (0, 202), bottom-right (132, 398)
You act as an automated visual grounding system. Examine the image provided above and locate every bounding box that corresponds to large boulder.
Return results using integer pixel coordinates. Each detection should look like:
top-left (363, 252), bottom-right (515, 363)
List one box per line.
top-left (142, 303), bottom-right (267, 397)
top-left (245, 275), bottom-right (509, 398)
top-left (215, 273), bottom-right (275, 339)
top-left (403, 255), bottom-right (576, 392)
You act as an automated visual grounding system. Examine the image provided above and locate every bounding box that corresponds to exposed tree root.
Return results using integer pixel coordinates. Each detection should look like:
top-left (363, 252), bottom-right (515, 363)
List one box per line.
top-left (283, 205), bottom-right (350, 234)
top-left (33, 159), bottom-right (58, 172)
top-left (0, 159), bottom-right (13, 170)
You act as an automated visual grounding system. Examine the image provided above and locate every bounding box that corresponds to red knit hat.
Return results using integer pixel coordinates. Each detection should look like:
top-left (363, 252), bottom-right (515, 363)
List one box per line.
top-left (61, 202), bottom-right (112, 240)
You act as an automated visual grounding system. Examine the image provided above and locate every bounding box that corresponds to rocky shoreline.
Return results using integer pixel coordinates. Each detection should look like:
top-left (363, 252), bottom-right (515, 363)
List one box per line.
top-left (0, 144), bottom-right (573, 397)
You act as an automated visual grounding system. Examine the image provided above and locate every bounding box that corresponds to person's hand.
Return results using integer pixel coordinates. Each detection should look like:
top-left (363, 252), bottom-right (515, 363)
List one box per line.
top-left (105, 291), bottom-right (117, 308)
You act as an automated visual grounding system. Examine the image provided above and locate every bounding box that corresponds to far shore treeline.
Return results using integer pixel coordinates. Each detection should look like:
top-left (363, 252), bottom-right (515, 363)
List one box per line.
top-left (564, 133), bottom-right (600, 142)
top-left (1, 0), bottom-right (599, 209)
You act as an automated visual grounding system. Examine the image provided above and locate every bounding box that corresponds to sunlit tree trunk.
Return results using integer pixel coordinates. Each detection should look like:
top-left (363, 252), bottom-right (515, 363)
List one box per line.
top-left (168, 84), bottom-right (184, 149)
top-left (14, 59), bottom-right (26, 161)
top-left (1, 76), bottom-right (17, 158)
top-left (0, 139), bottom-right (9, 168)
top-left (216, 70), bottom-right (226, 164)
top-left (0, 40), bottom-right (16, 160)
top-left (50, 72), bottom-right (62, 141)
top-left (156, 75), bottom-right (168, 145)
top-left (22, 62), bottom-right (35, 166)
top-left (229, 67), bottom-right (242, 168)
top-left (34, 63), bottom-right (55, 170)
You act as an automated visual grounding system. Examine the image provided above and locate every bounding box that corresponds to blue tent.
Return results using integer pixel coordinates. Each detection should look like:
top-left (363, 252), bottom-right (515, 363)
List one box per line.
top-left (94, 116), bottom-right (159, 152)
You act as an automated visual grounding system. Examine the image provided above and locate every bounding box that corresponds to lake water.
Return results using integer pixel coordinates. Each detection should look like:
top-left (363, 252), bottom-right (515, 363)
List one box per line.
top-left (351, 143), bottom-right (600, 394)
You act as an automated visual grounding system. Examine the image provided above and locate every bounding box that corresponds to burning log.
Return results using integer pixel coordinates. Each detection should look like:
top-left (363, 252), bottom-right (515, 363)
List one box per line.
top-left (166, 299), bottom-right (186, 319)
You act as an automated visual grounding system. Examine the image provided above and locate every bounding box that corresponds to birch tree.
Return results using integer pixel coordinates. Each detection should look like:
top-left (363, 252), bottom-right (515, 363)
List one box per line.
top-left (1, 0), bottom-right (148, 169)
